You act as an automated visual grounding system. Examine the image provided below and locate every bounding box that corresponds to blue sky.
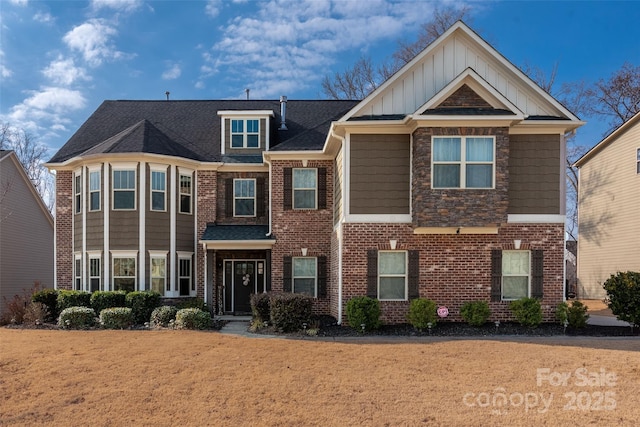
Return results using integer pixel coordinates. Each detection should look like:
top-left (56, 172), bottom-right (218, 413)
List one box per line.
top-left (1, 0), bottom-right (639, 158)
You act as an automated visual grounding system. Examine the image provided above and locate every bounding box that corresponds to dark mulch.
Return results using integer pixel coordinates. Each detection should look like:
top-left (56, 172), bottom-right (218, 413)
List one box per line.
top-left (3, 319), bottom-right (227, 331)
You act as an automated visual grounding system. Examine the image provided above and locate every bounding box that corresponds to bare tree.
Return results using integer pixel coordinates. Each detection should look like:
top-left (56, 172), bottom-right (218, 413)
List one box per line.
top-left (321, 56), bottom-right (383, 100)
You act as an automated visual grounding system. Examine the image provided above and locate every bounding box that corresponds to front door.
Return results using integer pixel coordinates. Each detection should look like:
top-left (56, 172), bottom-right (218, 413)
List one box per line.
top-left (224, 260), bottom-right (265, 314)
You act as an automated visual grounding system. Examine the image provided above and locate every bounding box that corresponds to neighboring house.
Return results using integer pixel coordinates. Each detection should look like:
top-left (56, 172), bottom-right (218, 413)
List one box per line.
top-left (46, 21), bottom-right (583, 323)
top-left (0, 150), bottom-right (54, 317)
top-left (574, 111), bottom-right (640, 299)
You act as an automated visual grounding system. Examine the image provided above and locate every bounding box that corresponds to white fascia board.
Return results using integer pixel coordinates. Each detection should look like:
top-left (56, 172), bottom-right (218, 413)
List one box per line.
top-left (408, 117), bottom-right (519, 129)
top-left (217, 110), bottom-right (275, 117)
top-left (262, 150), bottom-right (331, 161)
top-left (47, 153), bottom-right (206, 171)
top-left (507, 214), bottom-right (565, 223)
top-left (510, 120), bottom-right (585, 134)
top-left (199, 240), bottom-right (277, 250)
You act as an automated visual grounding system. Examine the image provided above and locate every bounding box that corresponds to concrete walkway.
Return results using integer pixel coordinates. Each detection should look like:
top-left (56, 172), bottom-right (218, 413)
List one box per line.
top-left (588, 314), bottom-right (632, 327)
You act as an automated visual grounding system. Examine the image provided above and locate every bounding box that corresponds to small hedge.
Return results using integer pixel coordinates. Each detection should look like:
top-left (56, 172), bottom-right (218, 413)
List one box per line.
top-left (251, 293), bottom-right (271, 323)
top-left (125, 291), bottom-right (161, 324)
top-left (460, 301), bottom-right (491, 326)
top-left (346, 296), bottom-right (381, 333)
top-left (509, 297), bottom-right (543, 327)
top-left (603, 271), bottom-right (640, 327)
top-left (99, 307), bottom-right (133, 329)
top-left (32, 288), bottom-right (59, 322)
top-left (174, 308), bottom-right (211, 330)
top-left (150, 306), bottom-right (178, 328)
top-left (57, 290), bottom-right (91, 313)
top-left (269, 293), bottom-right (313, 333)
top-left (407, 298), bottom-right (438, 330)
top-left (556, 300), bottom-right (589, 328)
top-left (91, 291), bottom-right (127, 316)
top-left (58, 306), bottom-right (96, 329)
top-left (176, 298), bottom-right (206, 310)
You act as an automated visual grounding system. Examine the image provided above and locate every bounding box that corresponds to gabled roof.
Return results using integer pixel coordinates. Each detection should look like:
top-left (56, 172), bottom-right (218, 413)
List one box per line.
top-left (48, 100), bottom-right (359, 164)
top-left (574, 111), bottom-right (640, 167)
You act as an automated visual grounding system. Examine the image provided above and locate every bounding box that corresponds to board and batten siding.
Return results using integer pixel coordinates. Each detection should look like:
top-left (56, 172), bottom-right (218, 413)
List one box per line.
top-left (577, 122), bottom-right (640, 299)
top-left (349, 134), bottom-right (410, 215)
top-left (508, 134), bottom-right (561, 214)
top-left (333, 146), bottom-right (343, 225)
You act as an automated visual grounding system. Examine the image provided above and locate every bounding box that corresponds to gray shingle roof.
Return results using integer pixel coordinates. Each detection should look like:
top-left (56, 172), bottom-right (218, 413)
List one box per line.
top-left (201, 224), bottom-right (273, 241)
top-left (49, 99), bottom-right (359, 163)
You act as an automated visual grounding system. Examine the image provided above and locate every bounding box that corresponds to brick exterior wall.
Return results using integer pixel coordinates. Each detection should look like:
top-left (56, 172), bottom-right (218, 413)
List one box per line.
top-left (196, 170), bottom-right (217, 300)
top-left (340, 222), bottom-right (565, 325)
top-left (412, 127), bottom-right (510, 227)
top-left (437, 84), bottom-right (493, 109)
top-left (55, 170), bottom-right (73, 290)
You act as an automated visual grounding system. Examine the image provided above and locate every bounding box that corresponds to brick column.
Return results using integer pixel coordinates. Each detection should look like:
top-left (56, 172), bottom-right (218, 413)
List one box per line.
top-left (196, 170), bottom-right (217, 300)
top-left (55, 170), bottom-right (73, 289)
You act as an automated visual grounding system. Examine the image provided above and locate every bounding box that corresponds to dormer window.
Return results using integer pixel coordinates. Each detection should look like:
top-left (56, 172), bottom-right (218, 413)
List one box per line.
top-left (231, 119), bottom-right (260, 148)
top-left (218, 110), bottom-right (274, 154)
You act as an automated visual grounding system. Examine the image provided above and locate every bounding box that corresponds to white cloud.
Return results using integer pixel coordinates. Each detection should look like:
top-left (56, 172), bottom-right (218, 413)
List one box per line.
top-left (90, 0), bottom-right (143, 13)
top-left (0, 50), bottom-right (12, 78)
top-left (42, 56), bottom-right (91, 86)
top-left (205, 0), bottom-right (223, 18)
top-left (33, 11), bottom-right (54, 23)
top-left (8, 0), bottom-right (28, 6)
top-left (63, 19), bottom-right (124, 66)
top-left (162, 63), bottom-right (182, 80)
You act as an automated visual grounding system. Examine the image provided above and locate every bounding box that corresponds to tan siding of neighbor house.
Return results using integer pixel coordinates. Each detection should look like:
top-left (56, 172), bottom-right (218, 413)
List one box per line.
top-left (577, 122), bottom-right (640, 299)
top-left (508, 134), bottom-right (561, 214)
top-left (349, 134), bottom-right (410, 214)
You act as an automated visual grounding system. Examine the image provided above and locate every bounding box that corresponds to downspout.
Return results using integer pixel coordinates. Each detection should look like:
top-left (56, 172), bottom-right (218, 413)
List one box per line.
top-left (202, 242), bottom-right (208, 307)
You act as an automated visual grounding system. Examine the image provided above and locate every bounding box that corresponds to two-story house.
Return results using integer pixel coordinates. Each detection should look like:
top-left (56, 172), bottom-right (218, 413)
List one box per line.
top-left (46, 21), bottom-right (583, 323)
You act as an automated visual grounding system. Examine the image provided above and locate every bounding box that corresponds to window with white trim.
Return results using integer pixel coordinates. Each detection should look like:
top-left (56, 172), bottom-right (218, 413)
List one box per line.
top-left (150, 255), bottom-right (166, 296)
top-left (112, 256), bottom-right (136, 292)
top-left (89, 170), bottom-right (100, 211)
top-left (74, 255), bottom-right (82, 290)
top-left (378, 251), bottom-right (407, 300)
top-left (178, 256), bottom-right (192, 296)
top-left (234, 179), bottom-right (255, 217)
top-left (74, 173), bottom-right (82, 214)
top-left (151, 170), bottom-right (166, 211)
top-left (293, 168), bottom-right (317, 209)
top-left (89, 256), bottom-right (101, 292)
top-left (179, 173), bottom-right (192, 214)
top-left (231, 119), bottom-right (259, 148)
top-left (501, 250), bottom-right (530, 300)
top-left (113, 169), bottom-right (136, 210)
top-left (432, 136), bottom-right (494, 189)
top-left (292, 257), bottom-right (317, 297)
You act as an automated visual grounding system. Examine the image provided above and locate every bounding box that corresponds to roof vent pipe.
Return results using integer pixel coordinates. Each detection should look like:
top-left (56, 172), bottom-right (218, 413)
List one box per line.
top-left (279, 95), bottom-right (288, 130)
top-left (165, 91), bottom-right (170, 100)
top-left (245, 88), bottom-right (250, 100)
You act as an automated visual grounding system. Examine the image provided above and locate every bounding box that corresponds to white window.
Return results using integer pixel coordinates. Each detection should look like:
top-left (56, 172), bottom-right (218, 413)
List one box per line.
top-left (234, 179), bottom-right (255, 217)
top-left (74, 173), bottom-right (82, 214)
top-left (89, 256), bottom-right (101, 292)
top-left (89, 170), bottom-right (100, 211)
top-left (293, 168), bottom-right (317, 209)
top-left (150, 255), bottom-right (166, 296)
top-left (293, 257), bottom-right (317, 297)
top-left (112, 255), bottom-right (136, 292)
top-left (74, 254), bottom-right (82, 290)
top-left (113, 169), bottom-right (136, 210)
top-left (178, 255), bottom-right (192, 296)
top-left (378, 251), bottom-right (407, 300)
top-left (432, 136), bottom-right (494, 189)
top-left (151, 170), bottom-right (166, 211)
top-left (179, 173), bottom-right (192, 214)
top-left (502, 250), bottom-right (530, 300)
top-left (231, 119), bottom-right (259, 148)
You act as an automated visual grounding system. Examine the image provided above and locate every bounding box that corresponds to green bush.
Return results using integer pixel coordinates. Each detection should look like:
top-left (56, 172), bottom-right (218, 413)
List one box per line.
top-left (176, 297), bottom-right (206, 310)
top-left (460, 301), bottom-right (491, 326)
top-left (99, 307), bottom-right (133, 329)
top-left (556, 300), bottom-right (590, 328)
top-left (603, 271), bottom-right (640, 327)
top-left (91, 291), bottom-right (127, 316)
top-left (509, 297), bottom-right (543, 327)
top-left (269, 293), bottom-right (313, 333)
top-left (174, 308), bottom-right (211, 330)
top-left (150, 305), bottom-right (178, 328)
top-left (125, 291), bottom-right (161, 324)
top-left (57, 290), bottom-right (91, 313)
top-left (345, 296), bottom-right (381, 333)
top-left (58, 306), bottom-right (96, 329)
top-left (250, 293), bottom-right (271, 323)
top-left (32, 288), bottom-right (59, 322)
top-left (407, 298), bottom-right (438, 330)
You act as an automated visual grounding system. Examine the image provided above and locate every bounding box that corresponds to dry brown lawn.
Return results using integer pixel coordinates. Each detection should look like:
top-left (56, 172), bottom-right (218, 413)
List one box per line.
top-left (1, 329), bottom-right (639, 426)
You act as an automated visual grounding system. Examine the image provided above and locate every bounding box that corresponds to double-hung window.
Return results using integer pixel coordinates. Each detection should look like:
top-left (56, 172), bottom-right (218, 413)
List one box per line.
top-left (113, 169), bottom-right (136, 210)
top-left (113, 256), bottom-right (136, 292)
top-left (74, 173), bottom-right (82, 214)
top-left (501, 250), bottom-right (530, 300)
top-left (89, 170), bottom-right (100, 211)
top-left (179, 173), bottom-right (192, 214)
top-left (178, 255), bottom-right (192, 296)
top-left (293, 168), bottom-right (317, 209)
top-left (150, 254), bottom-right (166, 296)
top-left (231, 119), bottom-right (259, 148)
top-left (378, 251), bottom-right (407, 300)
top-left (432, 136), bottom-right (494, 188)
top-left (292, 257), bottom-right (317, 297)
top-left (234, 179), bottom-right (255, 217)
top-left (74, 255), bottom-right (82, 290)
top-left (89, 256), bottom-right (101, 292)
top-left (151, 170), bottom-right (166, 211)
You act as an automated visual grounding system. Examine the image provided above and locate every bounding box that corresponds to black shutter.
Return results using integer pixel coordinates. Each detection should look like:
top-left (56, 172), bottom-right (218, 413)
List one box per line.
top-left (265, 251), bottom-right (272, 291)
top-left (491, 250), bottom-right (502, 302)
top-left (366, 250), bottom-right (378, 298)
top-left (256, 178), bottom-right (265, 217)
top-left (283, 256), bottom-right (292, 292)
top-left (317, 167), bottom-right (327, 210)
top-left (317, 256), bottom-right (327, 298)
top-left (531, 249), bottom-right (544, 298)
top-left (283, 168), bottom-right (292, 210)
top-left (408, 250), bottom-right (420, 299)
top-left (225, 179), bottom-right (234, 217)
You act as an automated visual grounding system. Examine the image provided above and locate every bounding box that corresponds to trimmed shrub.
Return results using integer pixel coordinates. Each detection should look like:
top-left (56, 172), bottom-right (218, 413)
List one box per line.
top-left (150, 305), bottom-right (178, 328)
top-left (57, 290), bottom-right (91, 313)
top-left (345, 296), bottom-right (381, 333)
top-left (91, 291), bottom-right (127, 316)
top-left (174, 308), bottom-right (211, 330)
top-left (556, 301), bottom-right (590, 328)
top-left (460, 301), bottom-right (491, 326)
top-left (176, 298), bottom-right (206, 310)
top-left (125, 291), bottom-right (161, 324)
top-left (58, 306), bottom-right (96, 329)
top-left (603, 271), bottom-right (640, 327)
top-left (509, 297), bottom-right (543, 327)
top-left (32, 288), bottom-right (59, 322)
top-left (407, 298), bottom-right (438, 330)
top-left (100, 307), bottom-right (133, 329)
top-left (250, 293), bottom-right (271, 323)
top-left (269, 292), bottom-right (313, 333)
